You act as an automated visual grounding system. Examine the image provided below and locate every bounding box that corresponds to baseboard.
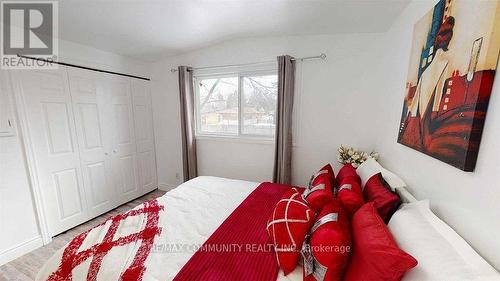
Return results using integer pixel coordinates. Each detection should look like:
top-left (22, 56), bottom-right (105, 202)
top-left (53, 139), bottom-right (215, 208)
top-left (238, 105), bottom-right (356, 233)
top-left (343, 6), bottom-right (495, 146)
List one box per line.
top-left (158, 182), bottom-right (177, 191)
top-left (0, 236), bottom-right (44, 266)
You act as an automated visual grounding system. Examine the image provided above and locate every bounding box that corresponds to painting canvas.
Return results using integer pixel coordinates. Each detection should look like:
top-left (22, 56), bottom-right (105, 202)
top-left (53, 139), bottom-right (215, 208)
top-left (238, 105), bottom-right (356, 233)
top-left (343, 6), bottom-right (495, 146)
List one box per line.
top-left (398, 0), bottom-right (500, 171)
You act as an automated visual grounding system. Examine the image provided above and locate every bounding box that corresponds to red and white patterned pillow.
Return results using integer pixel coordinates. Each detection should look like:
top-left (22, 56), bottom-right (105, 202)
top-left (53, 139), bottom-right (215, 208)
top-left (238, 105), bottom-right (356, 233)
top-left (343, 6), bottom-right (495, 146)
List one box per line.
top-left (267, 188), bottom-right (315, 275)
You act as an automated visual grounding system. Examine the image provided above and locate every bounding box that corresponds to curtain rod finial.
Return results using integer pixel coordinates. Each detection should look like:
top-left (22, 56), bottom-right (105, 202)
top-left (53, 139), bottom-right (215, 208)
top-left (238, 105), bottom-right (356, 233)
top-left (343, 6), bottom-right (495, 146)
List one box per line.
top-left (171, 68), bottom-right (178, 72)
top-left (320, 53), bottom-right (327, 60)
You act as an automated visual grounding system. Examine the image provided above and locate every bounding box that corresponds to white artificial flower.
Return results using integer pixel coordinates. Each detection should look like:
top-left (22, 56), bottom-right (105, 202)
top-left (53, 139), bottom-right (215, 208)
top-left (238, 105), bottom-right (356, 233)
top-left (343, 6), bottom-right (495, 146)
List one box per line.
top-left (338, 146), bottom-right (380, 167)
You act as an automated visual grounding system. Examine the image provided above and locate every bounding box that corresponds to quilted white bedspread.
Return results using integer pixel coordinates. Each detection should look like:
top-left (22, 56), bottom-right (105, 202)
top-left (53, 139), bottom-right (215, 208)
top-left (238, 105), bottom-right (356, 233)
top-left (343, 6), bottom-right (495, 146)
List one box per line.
top-left (37, 176), bottom-right (302, 281)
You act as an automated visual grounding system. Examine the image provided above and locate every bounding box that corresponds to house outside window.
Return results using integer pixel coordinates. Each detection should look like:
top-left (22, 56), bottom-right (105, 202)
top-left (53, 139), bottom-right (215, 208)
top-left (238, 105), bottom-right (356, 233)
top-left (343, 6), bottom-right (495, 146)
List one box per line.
top-left (194, 70), bottom-right (278, 139)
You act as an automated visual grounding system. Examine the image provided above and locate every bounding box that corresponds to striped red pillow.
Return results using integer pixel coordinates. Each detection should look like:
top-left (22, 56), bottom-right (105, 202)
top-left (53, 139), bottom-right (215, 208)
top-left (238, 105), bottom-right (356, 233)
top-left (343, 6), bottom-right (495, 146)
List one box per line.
top-left (337, 176), bottom-right (364, 217)
top-left (310, 164), bottom-right (336, 187)
top-left (337, 164), bottom-right (361, 185)
top-left (304, 164), bottom-right (335, 211)
top-left (303, 199), bottom-right (352, 281)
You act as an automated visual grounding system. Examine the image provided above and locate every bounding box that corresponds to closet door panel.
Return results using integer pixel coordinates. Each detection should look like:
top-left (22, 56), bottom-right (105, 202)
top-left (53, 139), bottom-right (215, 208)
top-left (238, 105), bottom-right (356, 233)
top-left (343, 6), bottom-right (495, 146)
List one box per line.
top-left (77, 103), bottom-right (102, 149)
top-left (53, 168), bottom-right (82, 218)
top-left (114, 103), bottom-right (133, 146)
top-left (85, 161), bottom-right (111, 207)
top-left (138, 150), bottom-right (155, 190)
top-left (13, 68), bottom-right (88, 236)
top-left (42, 101), bottom-right (74, 154)
top-left (116, 154), bottom-right (137, 194)
top-left (132, 79), bottom-right (157, 193)
top-left (68, 68), bottom-right (116, 216)
top-left (103, 76), bottom-right (140, 203)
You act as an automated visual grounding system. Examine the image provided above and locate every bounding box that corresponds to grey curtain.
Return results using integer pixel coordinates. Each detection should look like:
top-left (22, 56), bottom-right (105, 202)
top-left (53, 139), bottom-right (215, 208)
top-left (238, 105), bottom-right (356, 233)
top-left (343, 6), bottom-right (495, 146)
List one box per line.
top-left (273, 55), bottom-right (295, 185)
top-left (178, 66), bottom-right (198, 181)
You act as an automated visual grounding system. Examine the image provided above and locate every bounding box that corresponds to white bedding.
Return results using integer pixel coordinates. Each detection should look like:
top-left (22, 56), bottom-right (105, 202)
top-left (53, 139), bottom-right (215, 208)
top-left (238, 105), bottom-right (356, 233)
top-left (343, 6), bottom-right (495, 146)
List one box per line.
top-left (390, 200), bottom-right (500, 281)
top-left (37, 176), bottom-right (302, 281)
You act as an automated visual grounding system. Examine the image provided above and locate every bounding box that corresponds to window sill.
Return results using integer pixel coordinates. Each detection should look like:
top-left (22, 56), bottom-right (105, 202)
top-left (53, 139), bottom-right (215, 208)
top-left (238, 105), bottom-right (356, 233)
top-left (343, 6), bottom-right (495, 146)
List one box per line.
top-left (195, 135), bottom-right (275, 145)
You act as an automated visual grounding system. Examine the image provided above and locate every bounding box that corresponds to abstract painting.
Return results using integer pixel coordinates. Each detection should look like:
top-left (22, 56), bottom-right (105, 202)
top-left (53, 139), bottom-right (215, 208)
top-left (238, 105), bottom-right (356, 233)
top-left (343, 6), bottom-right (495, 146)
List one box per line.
top-left (398, 0), bottom-right (500, 171)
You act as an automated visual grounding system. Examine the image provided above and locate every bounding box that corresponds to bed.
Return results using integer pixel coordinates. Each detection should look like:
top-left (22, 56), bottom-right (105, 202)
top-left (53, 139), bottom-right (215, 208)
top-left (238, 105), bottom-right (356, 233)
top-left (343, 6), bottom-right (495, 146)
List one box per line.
top-left (37, 176), bottom-right (500, 281)
top-left (37, 177), bottom-right (302, 281)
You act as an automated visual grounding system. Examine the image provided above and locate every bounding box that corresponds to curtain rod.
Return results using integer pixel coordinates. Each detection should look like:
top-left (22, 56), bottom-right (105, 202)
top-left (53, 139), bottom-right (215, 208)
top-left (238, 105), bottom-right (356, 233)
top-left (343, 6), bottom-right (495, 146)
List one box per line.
top-left (17, 54), bottom-right (151, 81)
top-left (170, 53), bottom-right (327, 73)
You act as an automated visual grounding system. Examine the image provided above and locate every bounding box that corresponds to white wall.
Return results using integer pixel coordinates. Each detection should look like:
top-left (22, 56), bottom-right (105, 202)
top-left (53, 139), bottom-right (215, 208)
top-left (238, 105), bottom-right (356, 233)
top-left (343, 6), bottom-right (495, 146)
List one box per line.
top-left (196, 137), bottom-right (275, 182)
top-left (151, 33), bottom-right (389, 187)
top-left (0, 38), bottom-right (151, 265)
top-left (57, 40), bottom-right (151, 77)
top-left (375, 0), bottom-right (500, 270)
top-left (151, 0), bottom-right (500, 270)
top-left (0, 72), bottom-right (42, 263)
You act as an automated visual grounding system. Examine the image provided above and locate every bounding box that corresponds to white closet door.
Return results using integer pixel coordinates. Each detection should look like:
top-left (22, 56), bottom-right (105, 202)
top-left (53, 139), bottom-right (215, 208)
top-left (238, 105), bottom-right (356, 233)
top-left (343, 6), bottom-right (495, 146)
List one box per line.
top-left (13, 68), bottom-right (88, 236)
top-left (131, 79), bottom-right (157, 193)
top-left (100, 75), bottom-right (140, 204)
top-left (67, 68), bottom-right (117, 217)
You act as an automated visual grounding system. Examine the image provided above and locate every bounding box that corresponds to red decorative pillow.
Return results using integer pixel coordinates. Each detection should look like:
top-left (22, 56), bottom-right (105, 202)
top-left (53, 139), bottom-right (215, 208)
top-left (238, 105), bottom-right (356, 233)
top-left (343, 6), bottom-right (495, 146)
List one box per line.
top-left (337, 177), bottom-right (364, 217)
top-left (267, 188), bottom-right (315, 275)
top-left (303, 176), bottom-right (334, 212)
top-left (344, 203), bottom-right (417, 281)
top-left (364, 173), bottom-right (401, 222)
top-left (303, 199), bottom-right (351, 281)
top-left (337, 164), bottom-right (361, 185)
top-left (310, 164), bottom-right (336, 187)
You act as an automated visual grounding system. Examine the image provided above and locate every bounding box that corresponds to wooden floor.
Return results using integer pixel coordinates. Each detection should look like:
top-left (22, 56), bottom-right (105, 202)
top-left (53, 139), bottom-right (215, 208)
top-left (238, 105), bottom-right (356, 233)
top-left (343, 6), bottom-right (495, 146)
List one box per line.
top-left (0, 189), bottom-right (166, 281)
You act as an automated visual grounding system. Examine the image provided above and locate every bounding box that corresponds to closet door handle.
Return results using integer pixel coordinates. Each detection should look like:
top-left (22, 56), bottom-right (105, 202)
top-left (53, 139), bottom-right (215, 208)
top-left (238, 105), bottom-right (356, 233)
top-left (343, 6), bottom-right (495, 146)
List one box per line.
top-left (113, 150), bottom-right (117, 153)
top-left (104, 152), bottom-right (109, 156)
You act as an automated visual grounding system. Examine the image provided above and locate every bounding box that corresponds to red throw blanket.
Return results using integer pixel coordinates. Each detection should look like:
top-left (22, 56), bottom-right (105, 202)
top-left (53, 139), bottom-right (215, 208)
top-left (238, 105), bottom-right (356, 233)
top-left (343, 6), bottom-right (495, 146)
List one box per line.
top-left (173, 182), bottom-right (293, 281)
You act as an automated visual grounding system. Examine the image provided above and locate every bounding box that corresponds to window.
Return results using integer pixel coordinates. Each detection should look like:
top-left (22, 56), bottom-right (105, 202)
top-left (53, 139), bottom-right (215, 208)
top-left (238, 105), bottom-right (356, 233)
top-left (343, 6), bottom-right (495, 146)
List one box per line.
top-left (196, 76), bottom-right (239, 135)
top-left (194, 72), bottom-right (278, 138)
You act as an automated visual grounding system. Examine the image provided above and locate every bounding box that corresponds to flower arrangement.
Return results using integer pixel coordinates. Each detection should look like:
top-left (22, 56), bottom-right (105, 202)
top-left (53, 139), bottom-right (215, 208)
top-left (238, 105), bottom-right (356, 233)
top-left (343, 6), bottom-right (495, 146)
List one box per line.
top-left (337, 145), bottom-right (379, 168)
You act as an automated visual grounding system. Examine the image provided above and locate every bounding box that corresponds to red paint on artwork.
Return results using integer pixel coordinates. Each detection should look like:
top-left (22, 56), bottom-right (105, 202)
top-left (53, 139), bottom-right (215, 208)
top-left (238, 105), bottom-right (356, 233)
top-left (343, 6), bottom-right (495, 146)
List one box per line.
top-left (399, 70), bottom-right (496, 171)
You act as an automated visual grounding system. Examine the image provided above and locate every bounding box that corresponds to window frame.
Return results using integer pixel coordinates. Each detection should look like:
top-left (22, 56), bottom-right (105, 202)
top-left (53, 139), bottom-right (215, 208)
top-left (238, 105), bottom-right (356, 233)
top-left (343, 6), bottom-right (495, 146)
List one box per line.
top-left (193, 69), bottom-right (278, 140)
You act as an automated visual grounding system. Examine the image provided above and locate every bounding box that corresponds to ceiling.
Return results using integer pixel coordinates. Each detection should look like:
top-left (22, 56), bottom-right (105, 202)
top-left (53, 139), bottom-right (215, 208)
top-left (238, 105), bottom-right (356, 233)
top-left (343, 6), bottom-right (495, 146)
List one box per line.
top-left (56, 0), bottom-right (410, 61)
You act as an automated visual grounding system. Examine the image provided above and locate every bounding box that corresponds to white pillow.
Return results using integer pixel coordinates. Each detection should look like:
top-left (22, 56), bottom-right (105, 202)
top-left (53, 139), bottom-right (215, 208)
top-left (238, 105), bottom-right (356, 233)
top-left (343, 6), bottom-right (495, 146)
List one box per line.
top-left (357, 157), bottom-right (406, 191)
top-left (389, 201), bottom-right (500, 281)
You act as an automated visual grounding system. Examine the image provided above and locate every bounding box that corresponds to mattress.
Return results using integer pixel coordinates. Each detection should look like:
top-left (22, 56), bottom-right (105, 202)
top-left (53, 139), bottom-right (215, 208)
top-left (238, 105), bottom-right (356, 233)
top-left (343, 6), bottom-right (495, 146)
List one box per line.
top-left (37, 176), bottom-right (301, 280)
